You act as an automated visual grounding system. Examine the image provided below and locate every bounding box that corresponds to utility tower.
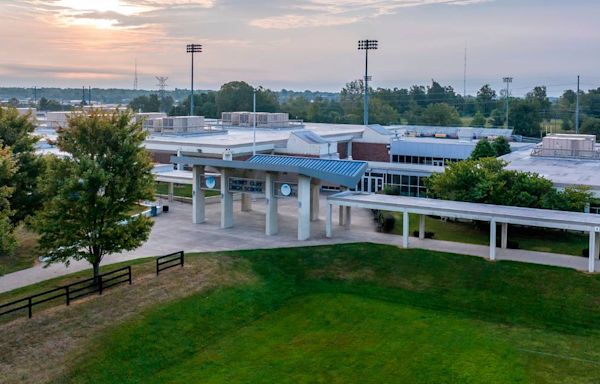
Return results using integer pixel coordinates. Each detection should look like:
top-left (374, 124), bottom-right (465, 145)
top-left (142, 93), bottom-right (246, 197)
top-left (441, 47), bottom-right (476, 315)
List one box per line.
top-left (503, 77), bottom-right (513, 128)
top-left (133, 59), bottom-right (138, 90)
top-left (156, 76), bottom-right (169, 112)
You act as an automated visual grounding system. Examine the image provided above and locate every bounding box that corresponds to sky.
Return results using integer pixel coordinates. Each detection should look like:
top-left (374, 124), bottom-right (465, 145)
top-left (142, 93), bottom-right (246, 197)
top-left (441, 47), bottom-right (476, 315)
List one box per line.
top-left (0, 0), bottom-right (598, 95)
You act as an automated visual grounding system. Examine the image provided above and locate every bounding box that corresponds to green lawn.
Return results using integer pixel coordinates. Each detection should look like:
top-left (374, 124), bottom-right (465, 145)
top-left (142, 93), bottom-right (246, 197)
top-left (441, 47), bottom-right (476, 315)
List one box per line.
top-left (390, 213), bottom-right (588, 256)
top-left (58, 244), bottom-right (600, 383)
top-left (155, 182), bottom-right (219, 198)
top-left (0, 225), bottom-right (41, 276)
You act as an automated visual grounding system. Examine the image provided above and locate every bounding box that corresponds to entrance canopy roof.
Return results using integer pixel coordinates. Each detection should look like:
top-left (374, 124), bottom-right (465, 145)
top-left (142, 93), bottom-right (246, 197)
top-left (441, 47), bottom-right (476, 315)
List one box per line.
top-left (328, 191), bottom-right (600, 232)
top-left (171, 155), bottom-right (368, 188)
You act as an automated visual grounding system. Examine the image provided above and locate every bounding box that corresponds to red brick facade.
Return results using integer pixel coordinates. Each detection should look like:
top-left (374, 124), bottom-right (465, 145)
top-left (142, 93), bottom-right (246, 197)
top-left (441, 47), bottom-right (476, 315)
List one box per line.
top-left (351, 142), bottom-right (389, 162)
top-left (150, 151), bottom-right (175, 164)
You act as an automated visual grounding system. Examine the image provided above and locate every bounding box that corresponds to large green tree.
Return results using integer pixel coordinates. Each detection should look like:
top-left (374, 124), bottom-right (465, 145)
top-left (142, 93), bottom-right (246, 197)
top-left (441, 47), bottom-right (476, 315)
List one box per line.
top-left (34, 110), bottom-right (154, 280)
top-left (0, 106), bottom-right (44, 224)
top-left (426, 158), bottom-right (591, 211)
top-left (470, 139), bottom-right (497, 160)
top-left (419, 103), bottom-right (462, 126)
top-left (0, 146), bottom-right (16, 256)
top-left (510, 99), bottom-right (542, 137)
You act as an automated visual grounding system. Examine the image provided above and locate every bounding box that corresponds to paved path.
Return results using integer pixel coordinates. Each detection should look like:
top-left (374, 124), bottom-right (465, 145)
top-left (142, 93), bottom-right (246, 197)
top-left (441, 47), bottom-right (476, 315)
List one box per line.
top-left (0, 196), bottom-right (589, 294)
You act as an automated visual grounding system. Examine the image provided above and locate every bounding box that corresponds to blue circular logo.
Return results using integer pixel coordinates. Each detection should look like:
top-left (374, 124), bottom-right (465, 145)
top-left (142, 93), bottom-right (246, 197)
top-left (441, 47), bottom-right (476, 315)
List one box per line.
top-left (205, 176), bottom-right (216, 189)
top-left (280, 183), bottom-right (292, 196)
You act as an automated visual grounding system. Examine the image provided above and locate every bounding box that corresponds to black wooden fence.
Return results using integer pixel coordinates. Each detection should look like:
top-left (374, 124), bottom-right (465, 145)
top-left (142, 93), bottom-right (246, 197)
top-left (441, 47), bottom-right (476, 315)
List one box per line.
top-left (156, 251), bottom-right (184, 275)
top-left (0, 266), bottom-right (131, 320)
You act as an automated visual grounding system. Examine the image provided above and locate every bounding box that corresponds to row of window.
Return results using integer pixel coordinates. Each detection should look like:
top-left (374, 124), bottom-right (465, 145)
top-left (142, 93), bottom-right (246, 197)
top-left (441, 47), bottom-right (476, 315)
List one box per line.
top-left (391, 155), bottom-right (460, 166)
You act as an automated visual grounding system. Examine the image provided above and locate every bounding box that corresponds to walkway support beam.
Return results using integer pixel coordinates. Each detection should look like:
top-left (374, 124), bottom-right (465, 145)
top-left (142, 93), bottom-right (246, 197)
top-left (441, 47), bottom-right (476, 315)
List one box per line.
top-left (589, 230), bottom-right (599, 273)
top-left (419, 214), bottom-right (425, 239)
top-left (344, 206), bottom-right (352, 229)
top-left (402, 210), bottom-right (409, 248)
top-left (310, 183), bottom-right (320, 221)
top-left (490, 219), bottom-right (497, 260)
top-left (192, 166), bottom-right (205, 224)
top-left (241, 193), bottom-right (252, 212)
top-left (265, 172), bottom-right (278, 236)
top-left (168, 182), bottom-right (174, 203)
top-left (297, 175), bottom-right (311, 241)
top-left (326, 203), bottom-right (333, 238)
top-left (501, 223), bottom-right (508, 249)
top-left (220, 169), bottom-right (233, 229)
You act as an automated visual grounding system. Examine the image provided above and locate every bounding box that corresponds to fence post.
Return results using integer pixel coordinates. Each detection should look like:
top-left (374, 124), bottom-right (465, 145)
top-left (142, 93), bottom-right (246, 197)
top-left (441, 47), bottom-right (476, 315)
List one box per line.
top-left (181, 251), bottom-right (184, 268)
top-left (128, 266), bottom-right (132, 284)
top-left (66, 286), bottom-right (70, 306)
top-left (28, 297), bottom-right (32, 318)
top-left (98, 276), bottom-right (103, 295)
top-left (156, 258), bottom-right (159, 276)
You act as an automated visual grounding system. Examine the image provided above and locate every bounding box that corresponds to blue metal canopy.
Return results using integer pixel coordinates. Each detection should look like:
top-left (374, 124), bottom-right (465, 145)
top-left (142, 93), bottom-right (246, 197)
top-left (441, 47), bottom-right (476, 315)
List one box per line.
top-left (171, 154), bottom-right (368, 188)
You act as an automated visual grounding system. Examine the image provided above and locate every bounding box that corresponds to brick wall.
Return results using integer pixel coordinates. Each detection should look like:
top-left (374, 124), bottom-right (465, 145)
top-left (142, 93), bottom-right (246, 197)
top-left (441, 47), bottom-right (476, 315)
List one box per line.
top-left (150, 151), bottom-right (175, 164)
top-left (352, 142), bottom-right (389, 162)
top-left (337, 143), bottom-right (348, 159)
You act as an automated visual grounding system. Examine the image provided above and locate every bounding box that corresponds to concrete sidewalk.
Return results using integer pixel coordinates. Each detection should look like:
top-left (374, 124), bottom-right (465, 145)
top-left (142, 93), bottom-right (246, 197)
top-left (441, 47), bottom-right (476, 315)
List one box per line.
top-left (0, 197), bottom-right (589, 294)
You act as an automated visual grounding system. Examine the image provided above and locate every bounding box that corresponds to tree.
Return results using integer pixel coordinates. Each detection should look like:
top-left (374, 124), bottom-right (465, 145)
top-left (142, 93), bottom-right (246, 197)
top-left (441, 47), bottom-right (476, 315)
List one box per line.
top-left (419, 103), bottom-right (461, 126)
top-left (510, 99), bottom-right (542, 137)
top-left (489, 109), bottom-right (505, 127)
top-left (38, 97), bottom-right (63, 111)
top-left (426, 158), bottom-right (592, 211)
top-left (34, 110), bottom-right (154, 281)
top-left (492, 136), bottom-right (511, 156)
top-left (470, 112), bottom-right (486, 127)
top-left (216, 81), bottom-right (254, 114)
top-left (580, 117), bottom-right (600, 137)
top-left (476, 85), bottom-right (497, 117)
top-left (0, 106), bottom-right (44, 224)
top-left (470, 139), bottom-right (497, 160)
top-left (128, 94), bottom-right (161, 113)
top-left (0, 146), bottom-right (16, 256)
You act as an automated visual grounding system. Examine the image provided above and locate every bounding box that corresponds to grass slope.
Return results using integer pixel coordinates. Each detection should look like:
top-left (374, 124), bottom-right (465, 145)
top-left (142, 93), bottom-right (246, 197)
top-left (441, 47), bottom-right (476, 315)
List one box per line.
top-left (60, 244), bottom-right (600, 384)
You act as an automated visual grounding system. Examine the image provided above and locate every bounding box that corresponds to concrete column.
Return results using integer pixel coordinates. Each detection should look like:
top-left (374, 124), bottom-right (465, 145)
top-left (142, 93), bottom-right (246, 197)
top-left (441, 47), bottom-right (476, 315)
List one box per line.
top-left (501, 223), bottom-right (508, 249)
top-left (418, 214), bottom-right (425, 239)
top-left (347, 141), bottom-right (353, 160)
top-left (589, 230), bottom-right (597, 273)
top-left (338, 205), bottom-right (345, 226)
top-left (241, 193), bottom-right (252, 212)
top-left (402, 210), bottom-right (409, 248)
top-left (220, 169), bottom-right (233, 229)
top-left (168, 182), bottom-right (174, 203)
top-left (344, 206), bottom-right (352, 229)
top-left (297, 175), bottom-right (311, 241)
top-left (176, 149), bottom-right (183, 171)
top-left (192, 166), bottom-right (205, 224)
top-left (265, 173), bottom-right (278, 236)
top-left (490, 219), bottom-right (497, 261)
top-left (310, 183), bottom-right (320, 221)
top-left (326, 203), bottom-right (333, 238)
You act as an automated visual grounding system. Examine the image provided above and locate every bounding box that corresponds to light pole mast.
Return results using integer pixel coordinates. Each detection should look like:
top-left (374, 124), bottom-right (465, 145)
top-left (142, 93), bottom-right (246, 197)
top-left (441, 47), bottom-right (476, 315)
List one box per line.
top-left (576, 75), bottom-right (580, 134)
top-left (253, 88), bottom-right (256, 156)
top-left (186, 44), bottom-right (202, 116)
top-left (503, 77), bottom-right (513, 128)
top-left (358, 39), bottom-right (378, 126)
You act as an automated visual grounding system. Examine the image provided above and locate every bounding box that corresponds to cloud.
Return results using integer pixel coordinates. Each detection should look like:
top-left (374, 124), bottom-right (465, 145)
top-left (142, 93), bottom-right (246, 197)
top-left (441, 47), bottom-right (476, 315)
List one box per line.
top-left (250, 0), bottom-right (493, 29)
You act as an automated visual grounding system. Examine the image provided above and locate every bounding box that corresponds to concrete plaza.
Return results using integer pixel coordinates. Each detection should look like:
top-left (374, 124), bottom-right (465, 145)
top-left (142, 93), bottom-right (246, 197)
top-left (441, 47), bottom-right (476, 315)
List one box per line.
top-left (0, 195), bottom-right (592, 293)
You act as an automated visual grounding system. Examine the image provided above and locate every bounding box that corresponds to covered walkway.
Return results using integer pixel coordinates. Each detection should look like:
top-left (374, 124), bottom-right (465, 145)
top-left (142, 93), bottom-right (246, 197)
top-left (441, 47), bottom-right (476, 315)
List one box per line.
top-left (326, 191), bottom-right (600, 272)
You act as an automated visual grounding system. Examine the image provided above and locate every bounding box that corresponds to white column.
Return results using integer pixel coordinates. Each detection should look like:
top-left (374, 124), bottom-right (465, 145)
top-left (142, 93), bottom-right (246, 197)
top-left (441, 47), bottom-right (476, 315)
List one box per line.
top-left (220, 169), bottom-right (233, 229)
top-left (344, 206), bottom-right (352, 229)
top-left (347, 141), bottom-right (353, 160)
top-left (501, 223), bottom-right (508, 249)
top-left (192, 166), bottom-right (205, 224)
top-left (176, 149), bottom-right (183, 171)
top-left (402, 210), bottom-right (409, 248)
top-left (589, 230), bottom-right (597, 273)
top-left (265, 173), bottom-right (278, 236)
top-left (310, 183), bottom-right (320, 221)
top-left (241, 193), bottom-right (252, 212)
top-left (326, 203), bottom-right (333, 238)
top-left (168, 182), bottom-right (174, 202)
top-left (418, 214), bottom-right (425, 239)
top-left (338, 205), bottom-right (345, 226)
top-left (490, 219), bottom-right (497, 261)
top-left (297, 175), bottom-right (311, 241)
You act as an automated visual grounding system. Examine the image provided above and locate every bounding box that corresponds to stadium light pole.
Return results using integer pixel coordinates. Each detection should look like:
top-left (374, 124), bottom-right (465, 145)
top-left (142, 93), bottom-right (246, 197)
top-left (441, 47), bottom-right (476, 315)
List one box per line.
top-left (186, 44), bottom-right (202, 116)
top-left (358, 39), bottom-right (378, 126)
top-left (503, 77), bottom-right (513, 128)
top-left (253, 87), bottom-right (256, 156)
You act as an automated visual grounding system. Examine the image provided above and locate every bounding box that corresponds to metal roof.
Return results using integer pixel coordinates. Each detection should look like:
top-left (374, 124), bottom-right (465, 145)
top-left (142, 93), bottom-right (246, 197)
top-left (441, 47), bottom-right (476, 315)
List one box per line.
top-left (291, 130), bottom-right (329, 144)
top-left (171, 155), bottom-right (368, 188)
